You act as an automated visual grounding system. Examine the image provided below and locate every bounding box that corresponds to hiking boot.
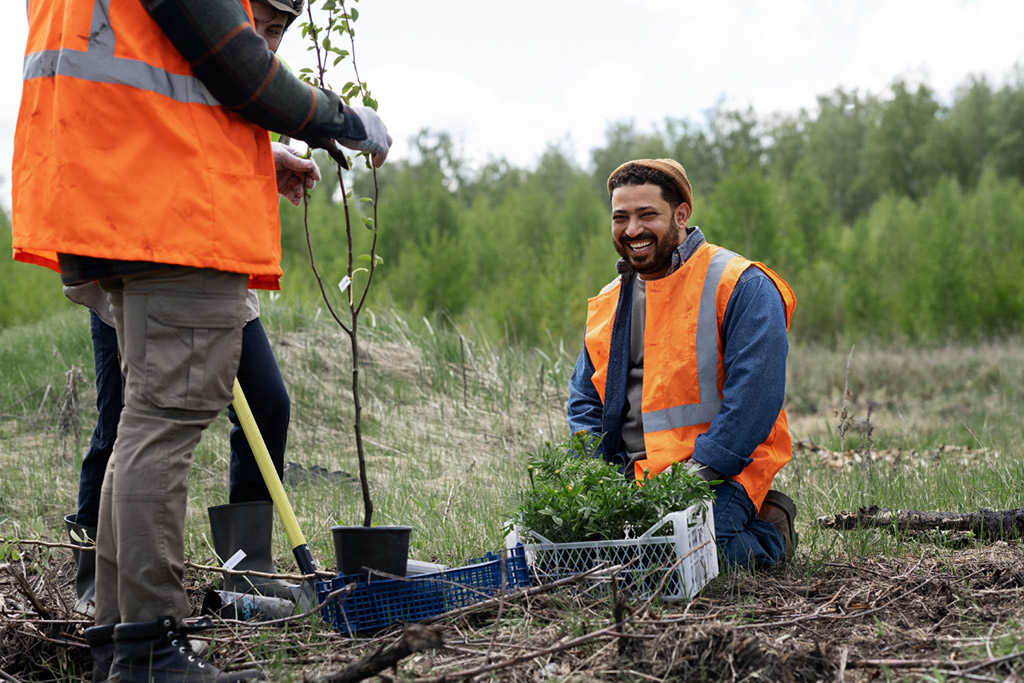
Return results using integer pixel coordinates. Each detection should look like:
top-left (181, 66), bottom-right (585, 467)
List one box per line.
top-left (111, 616), bottom-right (264, 682)
top-left (85, 622), bottom-right (115, 682)
top-left (758, 490), bottom-right (798, 560)
top-left (208, 502), bottom-right (296, 601)
top-left (64, 513), bottom-right (97, 616)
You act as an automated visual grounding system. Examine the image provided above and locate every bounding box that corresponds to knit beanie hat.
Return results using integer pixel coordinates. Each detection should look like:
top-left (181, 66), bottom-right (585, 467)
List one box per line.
top-left (607, 158), bottom-right (693, 211)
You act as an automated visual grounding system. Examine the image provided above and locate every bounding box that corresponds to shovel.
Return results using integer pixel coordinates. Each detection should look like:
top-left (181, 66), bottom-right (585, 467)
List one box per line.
top-left (220, 377), bottom-right (321, 613)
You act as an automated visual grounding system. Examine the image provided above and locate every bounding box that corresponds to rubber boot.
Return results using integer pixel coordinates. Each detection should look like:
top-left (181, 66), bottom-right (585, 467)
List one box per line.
top-left (757, 490), bottom-right (799, 560)
top-left (85, 622), bottom-right (115, 682)
top-left (111, 616), bottom-right (264, 682)
top-left (64, 513), bottom-right (97, 616)
top-left (207, 502), bottom-right (296, 600)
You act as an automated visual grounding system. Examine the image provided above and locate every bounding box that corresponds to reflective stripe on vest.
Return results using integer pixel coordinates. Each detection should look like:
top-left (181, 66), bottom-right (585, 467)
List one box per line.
top-left (23, 49), bottom-right (217, 105)
top-left (23, 0), bottom-right (218, 106)
top-left (641, 247), bottom-right (737, 433)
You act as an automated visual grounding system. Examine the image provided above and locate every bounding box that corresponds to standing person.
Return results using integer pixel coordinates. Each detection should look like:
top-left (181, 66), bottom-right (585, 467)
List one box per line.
top-left (61, 0), bottom-right (313, 618)
top-left (567, 159), bottom-right (798, 571)
top-left (12, 0), bottom-right (391, 681)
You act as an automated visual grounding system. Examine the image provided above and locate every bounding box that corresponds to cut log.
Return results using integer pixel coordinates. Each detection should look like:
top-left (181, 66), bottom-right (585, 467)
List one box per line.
top-left (816, 505), bottom-right (1024, 540)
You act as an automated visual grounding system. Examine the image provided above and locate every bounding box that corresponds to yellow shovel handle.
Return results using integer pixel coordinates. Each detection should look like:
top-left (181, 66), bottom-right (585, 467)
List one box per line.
top-left (232, 378), bottom-right (307, 549)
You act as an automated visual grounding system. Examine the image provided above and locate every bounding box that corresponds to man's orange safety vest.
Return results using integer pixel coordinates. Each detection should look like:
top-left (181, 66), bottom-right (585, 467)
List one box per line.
top-left (584, 242), bottom-right (796, 510)
top-left (12, 0), bottom-right (283, 290)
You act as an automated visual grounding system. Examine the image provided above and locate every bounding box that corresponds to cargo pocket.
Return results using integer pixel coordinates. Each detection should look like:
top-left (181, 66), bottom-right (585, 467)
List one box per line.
top-left (141, 292), bottom-right (246, 411)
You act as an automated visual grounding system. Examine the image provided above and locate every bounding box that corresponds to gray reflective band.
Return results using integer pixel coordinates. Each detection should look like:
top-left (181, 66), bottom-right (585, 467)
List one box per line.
top-left (89, 0), bottom-right (114, 57)
top-left (23, 49), bottom-right (219, 106)
top-left (643, 248), bottom-right (737, 433)
top-left (21, 0), bottom-right (218, 107)
top-left (643, 399), bottom-right (723, 432)
top-left (697, 248), bottom-right (736, 401)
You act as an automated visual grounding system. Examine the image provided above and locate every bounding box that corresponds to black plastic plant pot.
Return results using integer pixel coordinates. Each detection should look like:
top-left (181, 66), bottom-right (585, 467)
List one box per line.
top-left (331, 525), bottom-right (412, 577)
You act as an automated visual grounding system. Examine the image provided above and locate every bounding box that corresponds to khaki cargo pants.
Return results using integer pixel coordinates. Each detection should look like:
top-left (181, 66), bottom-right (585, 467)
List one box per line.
top-left (94, 267), bottom-right (248, 625)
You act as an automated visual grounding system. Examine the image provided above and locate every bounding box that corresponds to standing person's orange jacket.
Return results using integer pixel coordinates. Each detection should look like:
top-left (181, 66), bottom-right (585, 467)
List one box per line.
top-left (13, 0), bottom-right (282, 289)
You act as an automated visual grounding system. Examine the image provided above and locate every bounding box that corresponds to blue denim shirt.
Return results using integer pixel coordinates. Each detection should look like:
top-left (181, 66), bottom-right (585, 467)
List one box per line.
top-left (566, 227), bottom-right (789, 478)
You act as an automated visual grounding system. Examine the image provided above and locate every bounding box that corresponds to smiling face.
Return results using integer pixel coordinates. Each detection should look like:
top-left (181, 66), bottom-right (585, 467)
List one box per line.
top-left (252, 1), bottom-right (290, 53)
top-left (611, 183), bottom-right (691, 280)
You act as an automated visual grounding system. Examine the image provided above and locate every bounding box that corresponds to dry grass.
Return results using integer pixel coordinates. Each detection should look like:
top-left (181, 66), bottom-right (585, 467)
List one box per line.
top-left (2, 310), bottom-right (1024, 680)
top-left (787, 340), bottom-right (1024, 450)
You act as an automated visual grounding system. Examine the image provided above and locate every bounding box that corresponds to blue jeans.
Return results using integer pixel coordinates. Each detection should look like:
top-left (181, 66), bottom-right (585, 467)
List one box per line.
top-left (74, 312), bottom-right (289, 526)
top-left (712, 481), bottom-right (786, 570)
top-left (227, 317), bottom-right (290, 503)
top-left (75, 311), bottom-right (122, 528)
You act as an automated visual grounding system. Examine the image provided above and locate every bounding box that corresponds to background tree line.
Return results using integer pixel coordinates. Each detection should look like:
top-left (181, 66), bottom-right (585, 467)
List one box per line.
top-left (4, 68), bottom-right (1024, 348)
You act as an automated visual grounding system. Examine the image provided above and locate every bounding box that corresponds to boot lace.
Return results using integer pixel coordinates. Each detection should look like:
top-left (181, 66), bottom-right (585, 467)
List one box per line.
top-left (167, 629), bottom-right (207, 669)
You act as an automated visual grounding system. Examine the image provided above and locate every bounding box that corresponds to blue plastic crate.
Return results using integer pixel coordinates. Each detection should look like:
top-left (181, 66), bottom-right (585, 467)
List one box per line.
top-left (315, 545), bottom-right (531, 633)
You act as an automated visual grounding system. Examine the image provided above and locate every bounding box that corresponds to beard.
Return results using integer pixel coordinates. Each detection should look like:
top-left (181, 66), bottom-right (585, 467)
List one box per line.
top-left (613, 220), bottom-right (683, 277)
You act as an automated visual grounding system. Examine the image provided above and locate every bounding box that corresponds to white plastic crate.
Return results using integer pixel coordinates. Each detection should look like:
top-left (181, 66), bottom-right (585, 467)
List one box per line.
top-left (508, 501), bottom-right (718, 602)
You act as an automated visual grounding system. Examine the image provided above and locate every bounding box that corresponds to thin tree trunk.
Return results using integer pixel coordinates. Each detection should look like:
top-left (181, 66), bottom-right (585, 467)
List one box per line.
top-left (349, 315), bottom-right (373, 528)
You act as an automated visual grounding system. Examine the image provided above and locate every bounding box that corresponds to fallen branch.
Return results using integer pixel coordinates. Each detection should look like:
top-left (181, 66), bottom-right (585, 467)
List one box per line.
top-left (8, 538), bottom-right (340, 581)
top-left (416, 623), bottom-right (636, 681)
top-left (816, 505), bottom-right (1024, 540)
top-left (315, 624), bottom-right (444, 682)
top-left (185, 558), bottom-right (337, 582)
top-left (7, 538), bottom-right (93, 553)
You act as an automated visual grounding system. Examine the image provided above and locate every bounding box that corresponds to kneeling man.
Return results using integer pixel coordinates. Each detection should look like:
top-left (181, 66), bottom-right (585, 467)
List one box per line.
top-left (567, 158), bottom-right (798, 569)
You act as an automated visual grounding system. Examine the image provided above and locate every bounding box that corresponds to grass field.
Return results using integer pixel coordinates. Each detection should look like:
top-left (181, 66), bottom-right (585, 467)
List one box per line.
top-left (2, 298), bottom-right (1023, 681)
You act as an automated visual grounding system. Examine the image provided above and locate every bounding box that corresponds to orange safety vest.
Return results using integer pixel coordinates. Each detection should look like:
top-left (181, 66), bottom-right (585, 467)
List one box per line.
top-left (12, 0), bottom-right (282, 290)
top-left (585, 242), bottom-right (796, 510)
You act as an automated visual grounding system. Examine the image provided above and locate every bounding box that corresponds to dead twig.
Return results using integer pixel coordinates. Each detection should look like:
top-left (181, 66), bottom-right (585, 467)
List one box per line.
top-left (848, 650), bottom-right (1024, 680)
top-left (422, 561), bottom-right (621, 625)
top-left (417, 623), bottom-right (625, 681)
top-left (211, 586), bottom-right (353, 629)
top-left (957, 649), bottom-right (1024, 676)
top-left (57, 366), bottom-right (82, 458)
top-left (185, 558), bottom-right (337, 582)
top-left (4, 565), bottom-right (51, 620)
top-left (7, 538), bottom-right (93, 553)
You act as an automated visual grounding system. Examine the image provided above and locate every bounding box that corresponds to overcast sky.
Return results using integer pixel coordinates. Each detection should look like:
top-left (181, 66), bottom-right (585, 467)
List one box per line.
top-left (3, 0), bottom-right (1023, 209)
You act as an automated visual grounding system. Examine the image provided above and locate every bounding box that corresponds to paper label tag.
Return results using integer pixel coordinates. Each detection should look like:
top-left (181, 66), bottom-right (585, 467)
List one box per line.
top-left (223, 549), bottom-right (247, 571)
top-left (338, 276), bottom-right (352, 293)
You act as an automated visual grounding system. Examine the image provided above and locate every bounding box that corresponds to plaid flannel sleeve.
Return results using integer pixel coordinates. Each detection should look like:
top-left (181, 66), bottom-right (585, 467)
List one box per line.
top-left (140, 0), bottom-right (366, 144)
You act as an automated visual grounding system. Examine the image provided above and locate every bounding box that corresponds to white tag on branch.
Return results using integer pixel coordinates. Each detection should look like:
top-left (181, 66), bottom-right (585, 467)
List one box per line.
top-left (223, 549), bottom-right (247, 570)
top-left (338, 275), bottom-right (352, 293)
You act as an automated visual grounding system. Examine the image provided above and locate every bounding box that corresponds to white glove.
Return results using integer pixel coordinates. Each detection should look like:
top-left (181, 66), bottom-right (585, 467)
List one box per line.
top-left (272, 142), bottom-right (321, 205)
top-left (336, 106), bottom-right (392, 168)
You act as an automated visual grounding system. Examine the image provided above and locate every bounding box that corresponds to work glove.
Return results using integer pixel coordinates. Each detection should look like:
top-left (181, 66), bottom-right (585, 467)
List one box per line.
top-left (683, 459), bottom-right (725, 484)
top-left (334, 106), bottom-right (392, 169)
top-left (272, 142), bottom-right (321, 205)
top-left (302, 90), bottom-right (392, 170)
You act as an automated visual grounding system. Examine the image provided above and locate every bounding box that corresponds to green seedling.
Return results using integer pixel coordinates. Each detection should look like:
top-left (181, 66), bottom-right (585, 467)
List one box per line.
top-left (509, 432), bottom-right (715, 543)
